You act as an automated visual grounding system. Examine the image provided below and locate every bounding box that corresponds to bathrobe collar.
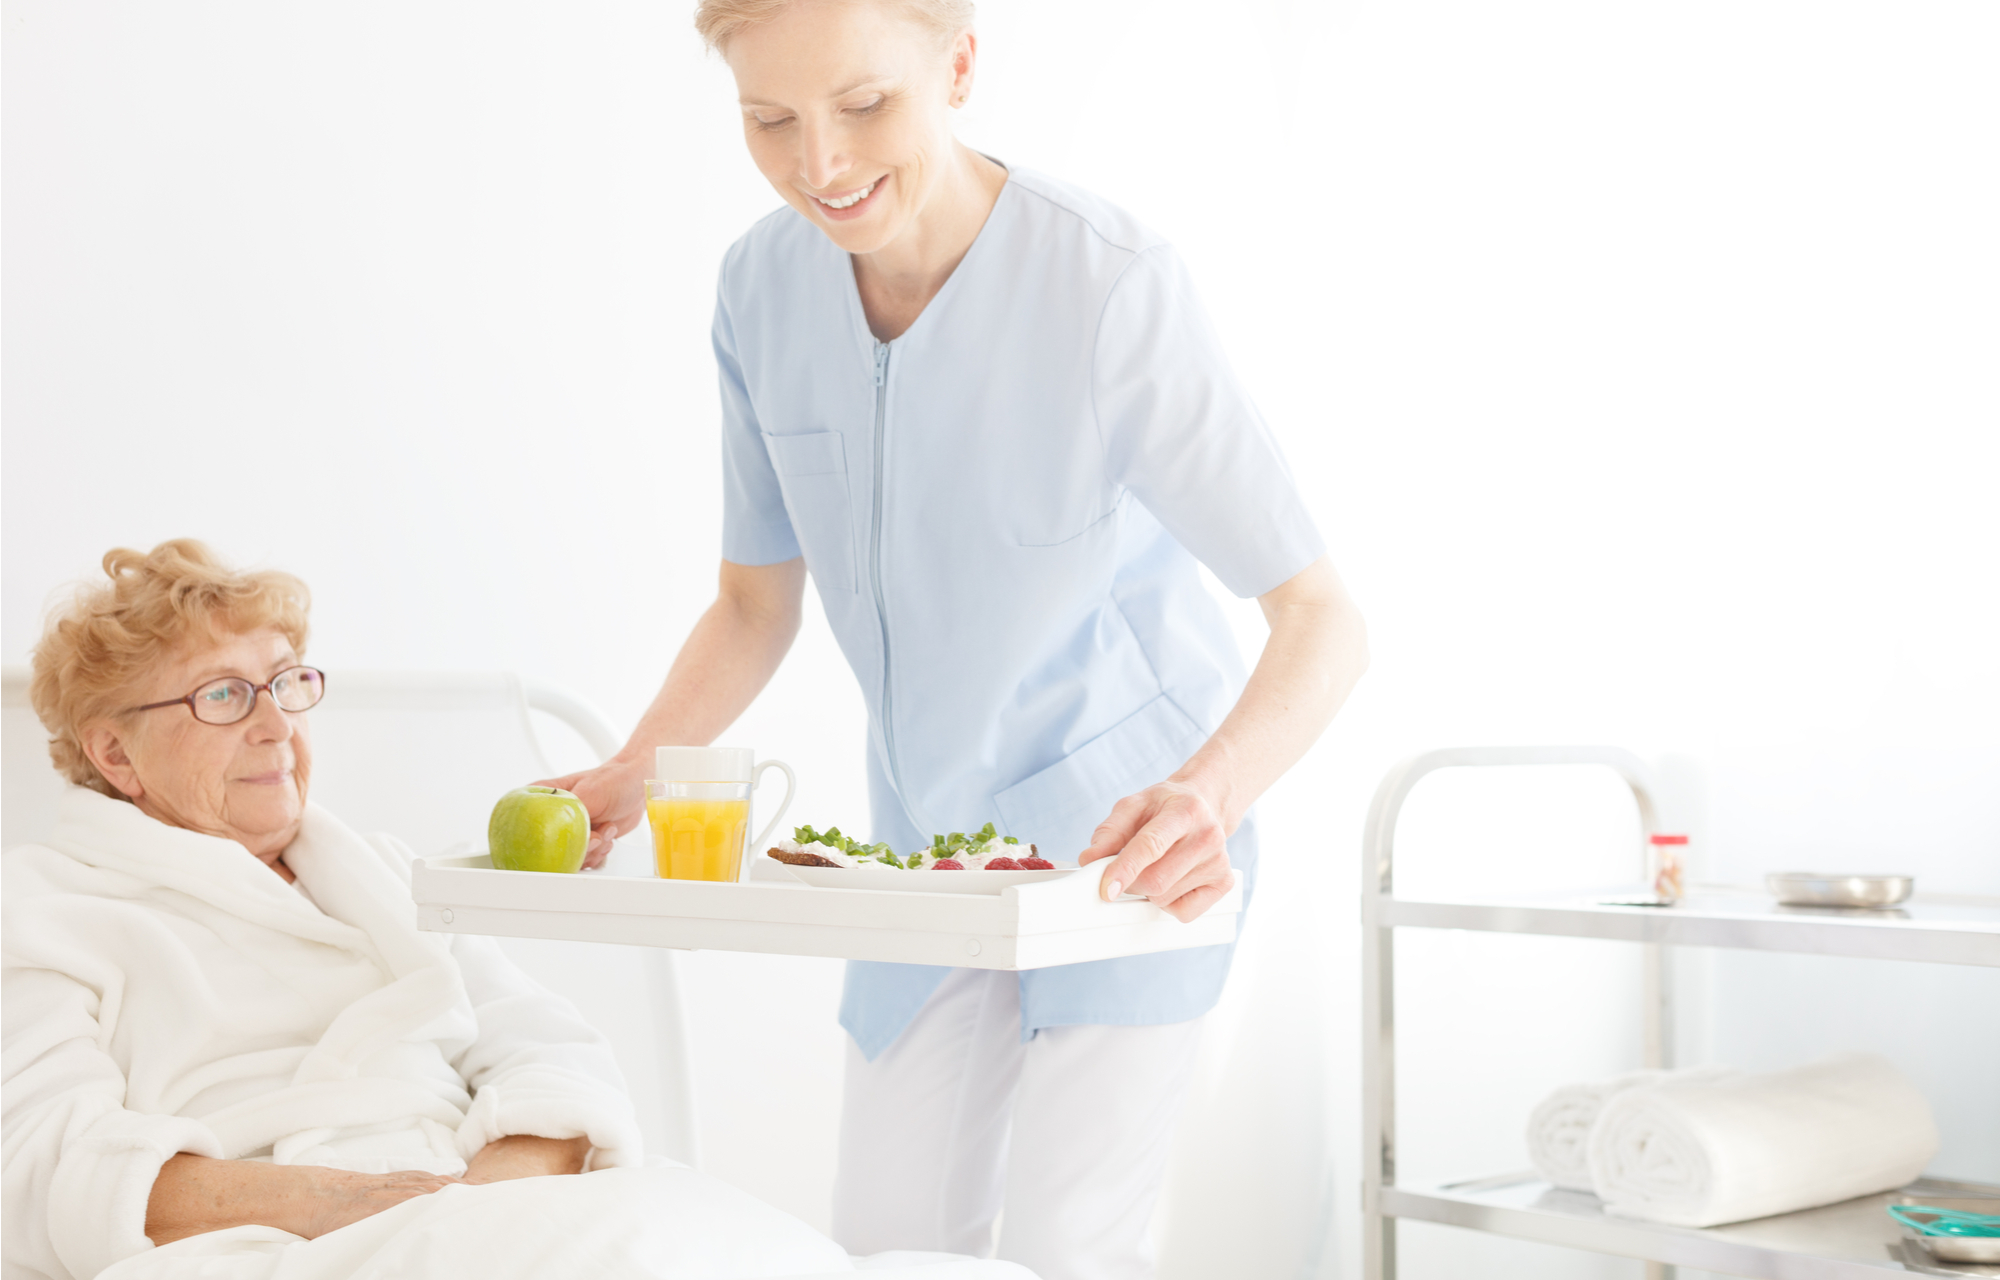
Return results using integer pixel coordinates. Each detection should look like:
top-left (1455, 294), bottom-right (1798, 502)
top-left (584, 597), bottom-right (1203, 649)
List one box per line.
top-left (45, 786), bottom-right (452, 982)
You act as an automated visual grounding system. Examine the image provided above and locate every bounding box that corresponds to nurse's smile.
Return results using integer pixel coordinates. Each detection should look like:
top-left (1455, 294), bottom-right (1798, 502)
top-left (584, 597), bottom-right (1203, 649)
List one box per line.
top-left (807, 174), bottom-right (887, 219)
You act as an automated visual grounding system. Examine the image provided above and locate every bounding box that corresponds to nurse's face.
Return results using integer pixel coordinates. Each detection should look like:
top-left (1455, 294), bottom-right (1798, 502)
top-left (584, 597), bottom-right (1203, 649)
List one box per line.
top-left (726, 0), bottom-right (974, 257)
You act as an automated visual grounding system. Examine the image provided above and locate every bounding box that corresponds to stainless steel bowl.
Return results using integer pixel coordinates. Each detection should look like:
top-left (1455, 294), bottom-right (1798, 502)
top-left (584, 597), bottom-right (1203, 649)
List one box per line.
top-left (1897, 1198), bottom-right (2000, 1265)
top-left (1766, 871), bottom-right (1914, 909)
top-left (1910, 1229), bottom-right (2000, 1265)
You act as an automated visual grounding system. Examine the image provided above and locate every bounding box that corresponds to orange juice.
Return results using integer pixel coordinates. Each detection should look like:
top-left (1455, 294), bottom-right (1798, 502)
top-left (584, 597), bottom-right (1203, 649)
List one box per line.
top-left (647, 795), bottom-right (750, 882)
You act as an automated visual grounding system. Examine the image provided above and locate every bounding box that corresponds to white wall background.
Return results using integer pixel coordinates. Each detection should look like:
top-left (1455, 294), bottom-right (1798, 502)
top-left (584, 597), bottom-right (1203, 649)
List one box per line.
top-left (5, 2), bottom-right (1997, 1278)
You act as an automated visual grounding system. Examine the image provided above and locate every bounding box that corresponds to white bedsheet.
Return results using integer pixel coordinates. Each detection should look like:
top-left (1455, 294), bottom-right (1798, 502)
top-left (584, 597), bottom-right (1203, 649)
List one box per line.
top-left (850, 1255), bottom-right (1036, 1277)
top-left (95, 1166), bottom-right (1037, 1279)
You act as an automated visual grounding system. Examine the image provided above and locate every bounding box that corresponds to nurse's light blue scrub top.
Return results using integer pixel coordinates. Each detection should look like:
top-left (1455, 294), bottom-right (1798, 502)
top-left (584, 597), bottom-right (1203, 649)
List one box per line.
top-left (716, 167), bottom-right (1324, 1060)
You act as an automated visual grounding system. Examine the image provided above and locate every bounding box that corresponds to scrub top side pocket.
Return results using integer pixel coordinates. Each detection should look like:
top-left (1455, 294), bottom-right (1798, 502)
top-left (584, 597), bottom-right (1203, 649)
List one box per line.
top-left (761, 431), bottom-right (858, 594)
top-left (992, 693), bottom-right (1208, 857)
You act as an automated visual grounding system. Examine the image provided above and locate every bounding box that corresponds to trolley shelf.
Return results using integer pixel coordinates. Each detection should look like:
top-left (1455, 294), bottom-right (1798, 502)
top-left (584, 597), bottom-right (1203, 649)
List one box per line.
top-left (1382, 887), bottom-right (2000, 967)
top-left (410, 853), bottom-right (1240, 971)
top-left (1359, 746), bottom-right (1998, 1280)
top-left (1382, 1173), bottom-right (2000, 1279)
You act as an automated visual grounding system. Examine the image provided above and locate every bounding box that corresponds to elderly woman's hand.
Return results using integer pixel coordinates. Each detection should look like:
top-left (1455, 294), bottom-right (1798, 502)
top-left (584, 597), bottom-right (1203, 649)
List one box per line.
top-left (145, 1154), bottom-right (460, 1246)
top-left (296, 1168), bottom-right (466, 1239)
top-left (461, 1135), bottom-right (593, 1184)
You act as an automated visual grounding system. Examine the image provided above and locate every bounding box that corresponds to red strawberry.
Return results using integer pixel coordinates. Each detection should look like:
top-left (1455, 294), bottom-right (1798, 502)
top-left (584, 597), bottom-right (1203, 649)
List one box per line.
top-left (932, 858), bottom-right (964, 870)
top-left (984, 856), bottom-right (1023, 871)
top-left (1019, 855), bottom-right (1054, 870)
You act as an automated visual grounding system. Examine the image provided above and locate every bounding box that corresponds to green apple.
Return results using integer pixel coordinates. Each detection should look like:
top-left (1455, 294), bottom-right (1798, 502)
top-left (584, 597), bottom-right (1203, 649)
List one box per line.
top-left (488, 785), bottom-right (590, 873)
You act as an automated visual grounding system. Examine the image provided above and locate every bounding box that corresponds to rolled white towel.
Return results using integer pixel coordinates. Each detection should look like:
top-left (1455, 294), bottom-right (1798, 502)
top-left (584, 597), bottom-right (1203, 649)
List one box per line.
top-left (1526, 1070), bottom-right (1671, 1191)
top-left (1586, 1052), bottom-right (1939, 1227)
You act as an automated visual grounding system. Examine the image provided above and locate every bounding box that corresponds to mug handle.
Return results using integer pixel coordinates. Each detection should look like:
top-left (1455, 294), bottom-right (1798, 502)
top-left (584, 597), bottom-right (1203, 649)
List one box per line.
top-left (749, 759), bottom-right (797, 858)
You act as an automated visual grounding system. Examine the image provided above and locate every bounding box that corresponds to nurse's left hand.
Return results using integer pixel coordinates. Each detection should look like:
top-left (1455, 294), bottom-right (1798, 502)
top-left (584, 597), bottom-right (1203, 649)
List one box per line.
top-left (1078, 782), bottom-right (1235, 922)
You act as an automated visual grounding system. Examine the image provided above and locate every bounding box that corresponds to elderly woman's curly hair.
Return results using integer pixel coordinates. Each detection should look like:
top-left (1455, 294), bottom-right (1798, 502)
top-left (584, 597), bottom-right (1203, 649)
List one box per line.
top-left (29, 539), bottom-right (311, 797)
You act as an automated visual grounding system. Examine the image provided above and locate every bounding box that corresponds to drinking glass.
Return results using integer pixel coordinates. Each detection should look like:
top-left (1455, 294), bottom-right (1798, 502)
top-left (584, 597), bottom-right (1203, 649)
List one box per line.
top-left (645, 747), bottom-right (795, 883)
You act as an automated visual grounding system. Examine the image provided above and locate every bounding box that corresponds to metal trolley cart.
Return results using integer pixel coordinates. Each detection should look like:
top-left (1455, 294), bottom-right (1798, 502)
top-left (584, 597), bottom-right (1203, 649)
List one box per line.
top-left (1361, 746), bottom-right (2000, 1280)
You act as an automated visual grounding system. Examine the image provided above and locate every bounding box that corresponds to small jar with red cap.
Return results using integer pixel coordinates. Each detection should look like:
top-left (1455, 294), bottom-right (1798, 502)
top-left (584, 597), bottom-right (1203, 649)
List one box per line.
top-left (1648, 834), bottom-right (1689, 903)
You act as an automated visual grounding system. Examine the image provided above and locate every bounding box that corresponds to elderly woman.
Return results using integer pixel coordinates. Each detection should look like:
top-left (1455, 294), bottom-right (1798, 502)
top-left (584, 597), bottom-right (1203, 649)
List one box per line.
top-left (3, 541), bottom-right (1022, 1280)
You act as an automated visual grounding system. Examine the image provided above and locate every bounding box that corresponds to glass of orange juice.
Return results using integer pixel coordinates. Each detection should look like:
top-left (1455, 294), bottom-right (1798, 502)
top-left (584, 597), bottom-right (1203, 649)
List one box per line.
top-left (646, 747), bottom-right (795, 883)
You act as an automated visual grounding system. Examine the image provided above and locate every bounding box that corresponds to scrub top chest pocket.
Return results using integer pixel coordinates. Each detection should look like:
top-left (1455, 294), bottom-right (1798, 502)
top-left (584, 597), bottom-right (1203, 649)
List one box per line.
top-left (762, 430), bottom-right (858, 594)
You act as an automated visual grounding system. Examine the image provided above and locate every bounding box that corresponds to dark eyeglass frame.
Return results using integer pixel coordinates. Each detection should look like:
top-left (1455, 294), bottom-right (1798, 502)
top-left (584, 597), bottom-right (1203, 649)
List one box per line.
top-left (127, 665), bottom-right (328, 725)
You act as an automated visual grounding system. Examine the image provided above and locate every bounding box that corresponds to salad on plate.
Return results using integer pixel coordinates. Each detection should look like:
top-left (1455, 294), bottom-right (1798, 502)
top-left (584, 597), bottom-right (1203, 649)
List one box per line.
top-left (767, 822), bottom-right (1056, 872)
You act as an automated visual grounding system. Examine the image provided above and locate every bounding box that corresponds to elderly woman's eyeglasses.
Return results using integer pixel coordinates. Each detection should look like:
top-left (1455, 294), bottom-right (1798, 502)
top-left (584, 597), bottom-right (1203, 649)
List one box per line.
top-left (128, 666), bottom-right (327, 726)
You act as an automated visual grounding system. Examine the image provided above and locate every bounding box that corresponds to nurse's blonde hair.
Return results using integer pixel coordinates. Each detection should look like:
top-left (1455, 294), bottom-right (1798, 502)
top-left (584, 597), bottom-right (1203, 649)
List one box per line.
top-left (29, 539), bottom-right (311, 798)
top-left (695, 0), bottom-right (974, 53)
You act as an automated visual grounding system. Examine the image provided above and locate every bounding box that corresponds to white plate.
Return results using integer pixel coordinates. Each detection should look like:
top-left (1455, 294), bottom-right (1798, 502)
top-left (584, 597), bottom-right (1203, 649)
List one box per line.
top-left (777, 863), bottom-right (1078, 895)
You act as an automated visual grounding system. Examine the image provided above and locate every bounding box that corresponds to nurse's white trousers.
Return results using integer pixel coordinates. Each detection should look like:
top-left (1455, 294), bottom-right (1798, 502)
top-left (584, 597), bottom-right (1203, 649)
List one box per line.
top-left (832, 967), bottom-right (1204, 1280)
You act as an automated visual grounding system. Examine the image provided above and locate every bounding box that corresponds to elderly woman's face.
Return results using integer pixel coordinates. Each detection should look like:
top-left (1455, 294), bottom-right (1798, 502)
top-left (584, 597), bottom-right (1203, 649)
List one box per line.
top-left (728, 0), bottom-right (971, 257)
top-left (87, 628), bottom-right (313, 865)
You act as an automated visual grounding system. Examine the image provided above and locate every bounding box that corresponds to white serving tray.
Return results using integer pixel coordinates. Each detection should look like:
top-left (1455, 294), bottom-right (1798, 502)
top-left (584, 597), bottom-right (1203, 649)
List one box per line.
top-left (410, 854), bottom-right (1241, 971)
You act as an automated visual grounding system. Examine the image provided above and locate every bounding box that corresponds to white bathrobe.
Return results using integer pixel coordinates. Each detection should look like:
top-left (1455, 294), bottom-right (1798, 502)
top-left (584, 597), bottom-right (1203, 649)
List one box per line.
top-left (4, 789), bottom-right (812, 1280)
top-left (4, 791), bottom-right (1037, 1280)
top-left (2, 786), bottom-right (653, 1279)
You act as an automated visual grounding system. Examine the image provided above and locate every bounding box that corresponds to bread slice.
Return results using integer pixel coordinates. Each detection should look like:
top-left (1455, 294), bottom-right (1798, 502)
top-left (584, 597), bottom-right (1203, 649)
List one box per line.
top-left (767, 846), bottom-right (843, 868)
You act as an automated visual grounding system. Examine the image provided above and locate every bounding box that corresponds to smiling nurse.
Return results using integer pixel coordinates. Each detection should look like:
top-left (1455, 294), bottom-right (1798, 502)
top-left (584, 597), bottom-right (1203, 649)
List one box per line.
top-left (553, 1), bottom-right (1369, 1274)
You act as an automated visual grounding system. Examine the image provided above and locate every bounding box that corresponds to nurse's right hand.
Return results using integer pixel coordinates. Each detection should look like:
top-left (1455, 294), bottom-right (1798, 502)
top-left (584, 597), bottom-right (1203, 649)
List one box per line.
top-left (539, 753), bottom-right (649, 870)
top-left (535, 558), bottom-right (808, 870)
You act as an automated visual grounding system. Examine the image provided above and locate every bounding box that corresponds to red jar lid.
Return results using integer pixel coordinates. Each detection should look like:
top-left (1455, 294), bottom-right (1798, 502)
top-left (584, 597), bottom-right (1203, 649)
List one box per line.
top-left (1649, 834), bottom-right (1690, 845)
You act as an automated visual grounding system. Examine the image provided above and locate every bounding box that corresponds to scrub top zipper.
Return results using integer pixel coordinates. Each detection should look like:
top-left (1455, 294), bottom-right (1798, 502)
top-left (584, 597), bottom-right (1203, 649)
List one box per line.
top-left (869, 341), bottom-right (922, 833)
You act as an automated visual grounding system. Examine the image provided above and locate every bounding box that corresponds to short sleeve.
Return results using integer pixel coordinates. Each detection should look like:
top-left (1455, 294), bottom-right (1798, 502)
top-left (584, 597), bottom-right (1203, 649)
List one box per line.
top-left (1092, 245), bottom-right (1324, 598)
top-left (716, 260), bottom-right (803, 567)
